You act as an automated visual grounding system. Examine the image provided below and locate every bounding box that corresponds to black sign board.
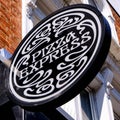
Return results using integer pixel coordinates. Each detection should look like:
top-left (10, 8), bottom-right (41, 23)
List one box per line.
top-left (7, 4), bottom-right (111, 111)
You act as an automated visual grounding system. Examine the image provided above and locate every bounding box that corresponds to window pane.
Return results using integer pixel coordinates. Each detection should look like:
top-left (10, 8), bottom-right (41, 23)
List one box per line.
top-left (24, 111), bottom-right (49, 120)
top-left (80, 90), bottom-right (92, 120)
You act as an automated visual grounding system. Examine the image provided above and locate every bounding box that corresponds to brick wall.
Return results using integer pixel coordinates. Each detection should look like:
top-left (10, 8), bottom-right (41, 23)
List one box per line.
top-left (111, 7), bottom-right (120, 44)
top-left (0, 0), bottom-right (22, 54)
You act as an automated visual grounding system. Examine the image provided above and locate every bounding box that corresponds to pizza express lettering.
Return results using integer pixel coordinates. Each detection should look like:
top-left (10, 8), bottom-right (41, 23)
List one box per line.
top-left (19, 31), bottom-right (82, 79)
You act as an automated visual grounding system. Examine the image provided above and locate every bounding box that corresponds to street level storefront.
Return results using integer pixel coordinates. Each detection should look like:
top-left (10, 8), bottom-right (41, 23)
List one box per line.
top-left (0, 0), bottom-right (120, 120)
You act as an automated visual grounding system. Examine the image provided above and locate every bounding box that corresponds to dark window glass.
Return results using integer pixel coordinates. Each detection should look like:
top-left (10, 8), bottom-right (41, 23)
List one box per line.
top-left (80, 90), bottom-right (93, 120)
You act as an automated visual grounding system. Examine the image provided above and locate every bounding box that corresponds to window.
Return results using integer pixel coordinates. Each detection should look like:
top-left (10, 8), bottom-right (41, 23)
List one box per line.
top-left (58, 89), bottom-right (98, 120)
top-left (24, 111), bottom-right (49, 120)
top-left (80, 89), bottom-right (98, 120)
top-left (80, 90), bottom-right (93, 120)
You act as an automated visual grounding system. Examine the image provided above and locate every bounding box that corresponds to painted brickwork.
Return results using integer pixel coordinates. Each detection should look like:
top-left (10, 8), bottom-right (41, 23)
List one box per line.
top-left (0, 0), bottom-right (22, 54)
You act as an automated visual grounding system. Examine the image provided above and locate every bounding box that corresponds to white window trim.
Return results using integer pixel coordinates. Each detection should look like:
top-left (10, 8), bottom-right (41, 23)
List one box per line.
top-left (22, 0), bottom-right (46, 38)
top-left (89, 90), bottom-right (99, 120)
top-left (107, 0), bottom-right (120, 16)
top-left (84, 88), bottom-right (99, 120)
top-left (58, 88), bottom-right (99, 120)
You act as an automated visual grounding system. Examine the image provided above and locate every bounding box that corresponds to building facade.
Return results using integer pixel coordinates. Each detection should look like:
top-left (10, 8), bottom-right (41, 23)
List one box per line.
top-left (0, 0), bottom-right (120, 120)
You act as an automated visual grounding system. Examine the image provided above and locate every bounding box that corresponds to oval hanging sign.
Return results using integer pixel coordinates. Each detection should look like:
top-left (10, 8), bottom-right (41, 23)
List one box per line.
top-left (7, 4), bottom-right (111, 111)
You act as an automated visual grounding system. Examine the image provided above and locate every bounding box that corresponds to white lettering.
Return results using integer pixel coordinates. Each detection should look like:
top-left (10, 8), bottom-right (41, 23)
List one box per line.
top-left (19, 31), bottom-right (81, 78)
top-left (20, 68), bottom-right (29, 79)
top-left (49, 50), bottom-right (59, 63)
top-left (60, 44), bottom-right (70, 57)
top-left (71, 38), bottom-right (80, 50)
top-left (32, 51), bottom-right (41, 63)
top-left (39, 56), bottom-right (49, 68)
